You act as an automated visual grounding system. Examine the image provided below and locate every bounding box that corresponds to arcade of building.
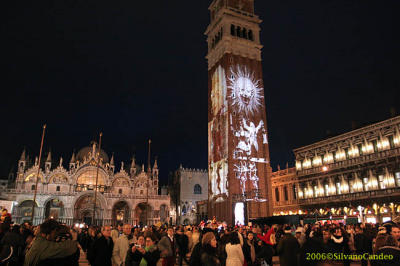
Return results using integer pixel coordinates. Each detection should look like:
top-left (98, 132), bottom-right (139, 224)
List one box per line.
top-left (271, 116), bottom-right (400, 224)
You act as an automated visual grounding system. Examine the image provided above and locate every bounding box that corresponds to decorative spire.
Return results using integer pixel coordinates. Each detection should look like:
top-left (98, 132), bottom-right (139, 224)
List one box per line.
top-left (20, 149), bottom-right (26, 161)
top-left (121, 161), bottom-right (124, 171)
top-left (153, 158), bottom-right (158, 169)
top-left (70, 152), bottom-right (76, 163)
top-left (46, 150), bottom-right (52, 162)
top-left (110, 153), bottom-right (115, 165)
top-left (131, 156), bottom-right (136, 169)
top-left (142, 164), bottom-right (145, 172)
top-left (59, 157), bottom-right (63, 167)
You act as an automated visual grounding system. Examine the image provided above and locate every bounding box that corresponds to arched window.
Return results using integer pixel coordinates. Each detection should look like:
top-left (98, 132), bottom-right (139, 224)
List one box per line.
top-left (231, 24), bottom-right (236, 36)
top-left (236, 26), bottom-right (241, 38)
top-left (31, 185), bottom-right (35, 191)
top-left (275, 187), bottom-right (280, 202)
top-left (194, 184), bottom-right (202, 194)
top-left (56, 186), bottom-right (60, 192)
top-left (182, 205), bottom-right (187, 215)
top-left (242, 28), bottom-right (247, 39)
top-left (248, 30), bottom-right (254, 41)
top-left (119, 189), bottom-right (122, 194)
top-left (284, 186), bottom-right (288, 201)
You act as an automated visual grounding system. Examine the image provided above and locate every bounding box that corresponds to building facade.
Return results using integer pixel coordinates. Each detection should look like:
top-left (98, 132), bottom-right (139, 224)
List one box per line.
top-left (1, 142), bottom-right (170, 226)
top-left (178, 166), bottom-right (208, 225)
top-left (206, 0), bottom-right (272, 225)
top-left (272, 116), bottom-right (400, 224)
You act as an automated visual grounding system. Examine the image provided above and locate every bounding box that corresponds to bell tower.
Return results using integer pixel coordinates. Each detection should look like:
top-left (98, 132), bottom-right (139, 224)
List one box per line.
top-left (206, 0), bottom-right (272, 224)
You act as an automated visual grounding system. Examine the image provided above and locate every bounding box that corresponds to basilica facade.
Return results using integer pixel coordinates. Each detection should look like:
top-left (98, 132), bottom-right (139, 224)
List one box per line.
top-left (1, 143), bottom-right (170, 226)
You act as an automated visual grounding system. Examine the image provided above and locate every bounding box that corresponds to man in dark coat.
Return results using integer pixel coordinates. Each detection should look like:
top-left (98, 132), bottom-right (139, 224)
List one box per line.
top-left (276, 226), bottom-right (299, 266)
top-left (354, 226), bottom-right (368, 266)
top-left (175, 227), bottom-right (189, 266)
top-left (87, 225), bottom-right (114, 266)
top-left (1, 224), bottom-right (25, 266)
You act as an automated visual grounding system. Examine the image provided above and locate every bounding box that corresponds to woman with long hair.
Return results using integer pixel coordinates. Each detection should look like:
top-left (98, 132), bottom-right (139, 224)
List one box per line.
top-left (225, 232), bottom-right (244, 266)
top-left (242, 232), bottom-right (256, 266)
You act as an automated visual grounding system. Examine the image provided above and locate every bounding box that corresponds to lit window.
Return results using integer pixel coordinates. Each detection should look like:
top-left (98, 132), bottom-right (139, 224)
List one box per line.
top-left (76, 170), bottom-right (106, 186)
top-left (396, 172), bottom-right (400, 186)
top-left (379, 175), bottom-right (386, 189)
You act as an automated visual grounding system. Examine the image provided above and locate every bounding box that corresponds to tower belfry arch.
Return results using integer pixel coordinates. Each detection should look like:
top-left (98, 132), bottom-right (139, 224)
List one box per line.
top-left (206, 0), bottom-right (272, 225)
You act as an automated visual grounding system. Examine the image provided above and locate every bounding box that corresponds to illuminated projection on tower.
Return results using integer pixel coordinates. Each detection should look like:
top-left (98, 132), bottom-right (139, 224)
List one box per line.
top-left (209, 65), bottom-right (229, 199)
top-left (229, 65), bottom-right (268, 195)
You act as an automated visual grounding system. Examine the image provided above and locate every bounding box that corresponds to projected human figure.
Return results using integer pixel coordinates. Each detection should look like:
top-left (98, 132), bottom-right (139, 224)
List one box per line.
top-left (243, 119), bottom-right (264, 152)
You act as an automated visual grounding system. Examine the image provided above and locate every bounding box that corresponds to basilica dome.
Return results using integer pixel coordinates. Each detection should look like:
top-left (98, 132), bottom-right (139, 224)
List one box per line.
top-left (76, 142), bottom-right (109, 163)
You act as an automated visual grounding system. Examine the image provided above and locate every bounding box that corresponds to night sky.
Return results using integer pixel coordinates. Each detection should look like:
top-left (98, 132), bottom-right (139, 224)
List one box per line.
top-left (1, 1), bottom-right (399, 184)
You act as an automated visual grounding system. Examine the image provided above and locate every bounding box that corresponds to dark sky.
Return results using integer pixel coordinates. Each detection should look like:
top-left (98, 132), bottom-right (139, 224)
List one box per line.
top-left (1, 1), bottom-right (399, 184)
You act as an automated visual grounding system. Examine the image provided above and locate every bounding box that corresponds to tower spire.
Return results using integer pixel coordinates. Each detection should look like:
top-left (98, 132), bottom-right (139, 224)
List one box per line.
top-left (20, 149), bottom-right (26, 161)
top-left (46, 150), bottom-right (52, 162)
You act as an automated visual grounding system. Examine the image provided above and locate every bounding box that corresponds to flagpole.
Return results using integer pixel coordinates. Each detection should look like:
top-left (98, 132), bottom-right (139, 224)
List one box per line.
top-left (31, 124), bottom-right (46, 224)
top-left (146, 139), bottom-right (151, 226)
top-left (92, 132), bottom-right (103, 225)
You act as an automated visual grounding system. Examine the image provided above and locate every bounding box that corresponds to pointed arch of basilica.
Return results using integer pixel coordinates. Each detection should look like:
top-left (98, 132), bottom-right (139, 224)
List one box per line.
top-left (112, 201), bottom-right (131, 225)
top-left (73, 192), bottom-right (107, 225)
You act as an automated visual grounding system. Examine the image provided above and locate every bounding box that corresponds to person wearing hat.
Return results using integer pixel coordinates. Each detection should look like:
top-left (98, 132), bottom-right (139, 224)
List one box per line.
top-left (295, 227), bottom-right (306, 247)
top-left (276, 226), bottom-right (299, 266)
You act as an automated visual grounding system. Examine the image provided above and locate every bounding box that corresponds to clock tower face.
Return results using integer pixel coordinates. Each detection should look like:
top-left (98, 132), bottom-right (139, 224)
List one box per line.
top-left (206, 0), bottom-right (272, 224)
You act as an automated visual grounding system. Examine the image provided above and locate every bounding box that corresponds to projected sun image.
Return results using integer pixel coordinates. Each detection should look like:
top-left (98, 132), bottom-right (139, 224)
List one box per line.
top-left (228, 65), bottom-right (263, 116)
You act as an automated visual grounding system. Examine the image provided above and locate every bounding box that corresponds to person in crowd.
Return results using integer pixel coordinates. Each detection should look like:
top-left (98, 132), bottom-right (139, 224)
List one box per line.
top-left (0, 242), bottom-right (13, 266)
top-left (371, 234), bottom-right (400, 266)
top-left (322, 228), bottom-right (331, 245)
top-left (87, 225), bottom-right (114, 266)
top-left (38, 225), bottom-right (80, 266)
top-left (354, 226), bottom-right (368, 266)
top-left (176, 226), bottom-right (189, 266)
top-left (0, 223), bottom-right (10, 244)
top-left (200, 232), bottom-right (220, 266)
top-left (24, 219), bottom-right (78, 266)
top-left (326, 227), bottom-right (350, 266)
top-left (391, 224), bottom-right (400, 241)
top-left (157, 227), bottom-right (175, 266)
top-left (111, 223), bottom-right (123, 243)
top-left (125, 234), bottom-right (161, 266)
top-left (1, 224), bottom-right (25, 266)
top-left (113, 224), bottom-right (134, 266)
top-left (225, 232), bottom-right (244, 266)
top-left (0, 209), bottom-right (11, 225)
top-left (242, 231), bottom-right (256, 266)
top-left (276, 225), bottom-right (299, 266)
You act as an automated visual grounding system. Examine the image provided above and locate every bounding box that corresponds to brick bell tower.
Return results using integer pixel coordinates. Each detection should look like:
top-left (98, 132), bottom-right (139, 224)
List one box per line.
top-left (206, 0), bottom-right (273, 225)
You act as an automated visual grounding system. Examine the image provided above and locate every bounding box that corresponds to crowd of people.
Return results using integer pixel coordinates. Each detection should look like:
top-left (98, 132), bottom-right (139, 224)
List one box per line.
top-left (1, 209), bottom-right (400, 266)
